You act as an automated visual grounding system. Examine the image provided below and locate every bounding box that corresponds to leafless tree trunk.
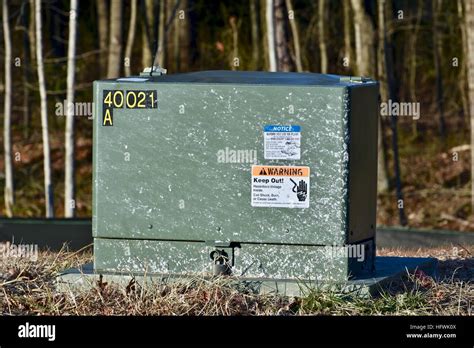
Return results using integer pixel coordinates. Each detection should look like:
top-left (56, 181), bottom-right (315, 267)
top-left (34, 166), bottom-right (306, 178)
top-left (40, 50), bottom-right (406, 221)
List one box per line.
top-left (260, 1), bottom-right (269, 70)
top-left (375, 0), bottom-right (390, 194)
top-left (351, 0), bottom-right (375, 77)
top-left (343, 0), bottom-right (352, 71)
top-left (178, 0), bottom-right (191, 71)
top-left (465, 0), bottom-right (474, 210)
top-left (285, 0), bottom-right (302, 72)
top-left (266, 0), bottom-right (276, 71)
top-left (274, 0), bottom-right (291, 71)
top-left (29, 0), bottom-right (36, 65)
top-left (64, 0), bottom-right (78, 218)
top-left (125, 0), bottom-right (138, 76)
top-left (351, 0), bottom-right (390, 196)
top-left (250, 0), bottom-right (260, 70)
top-left (141, 0), bottom-right (154, 69)
top-left (107, 0), bottom-right (122, 78)
top-left (97, 0), bottom-right (108, 77)
top-left (3, 0), bottom-right (14, 217)
top-left (35, 0), bottom-right (54, 217)
top-left (302, 10), bottom-right (319, 70)
top-left (318, 0), bottom-right (328, 73)
top-left (229, 16), bottom-right (239, 70)
top-left (172, 1), bottom-right (180, 71)
top-left (156, 0), bottom-right (166, 66)
top-left (168, 0), bottom-right (188, 71)
top-left (409, 0), bottom-right (423, 136)
top-left (458, 0), bottom-right (469, 126)
top-left (378, 0), bottom-right (407, 225)
top-left (409, 3), bottom-right (423, 103)
top-left (432, 0), bottom-right (447, 138)
top-left (377, 2), bottom-right (389, 110)
top-left (21, 2), bottom-right (32, 139)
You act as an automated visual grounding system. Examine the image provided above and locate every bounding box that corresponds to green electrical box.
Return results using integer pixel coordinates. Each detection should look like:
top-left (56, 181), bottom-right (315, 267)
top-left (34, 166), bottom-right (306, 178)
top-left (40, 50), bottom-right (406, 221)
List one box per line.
top-left (92, 70), bottom-right (379, 284)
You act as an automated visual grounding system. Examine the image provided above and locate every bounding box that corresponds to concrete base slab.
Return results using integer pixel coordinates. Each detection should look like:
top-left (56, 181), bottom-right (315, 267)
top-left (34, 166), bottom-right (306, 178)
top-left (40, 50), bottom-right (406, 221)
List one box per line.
top-left (57, 256), bottom-right (437, 298)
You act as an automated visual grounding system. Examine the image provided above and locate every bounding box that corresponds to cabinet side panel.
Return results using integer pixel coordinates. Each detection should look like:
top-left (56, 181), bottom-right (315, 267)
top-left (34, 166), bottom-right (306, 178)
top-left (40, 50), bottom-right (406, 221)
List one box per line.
top-left (347, 84), bottom-right (379, 243)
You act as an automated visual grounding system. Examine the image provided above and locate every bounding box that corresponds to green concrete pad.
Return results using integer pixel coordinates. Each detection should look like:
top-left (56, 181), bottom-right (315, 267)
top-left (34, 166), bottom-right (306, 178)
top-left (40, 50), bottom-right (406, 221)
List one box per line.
top-left (56, 256), bottom-right (437, 298)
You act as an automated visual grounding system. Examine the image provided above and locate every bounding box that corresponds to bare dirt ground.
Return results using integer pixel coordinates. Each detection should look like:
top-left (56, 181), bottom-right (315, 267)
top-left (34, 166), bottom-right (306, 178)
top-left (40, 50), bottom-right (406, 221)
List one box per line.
top-left (0, 244), bottom-right (472, 315)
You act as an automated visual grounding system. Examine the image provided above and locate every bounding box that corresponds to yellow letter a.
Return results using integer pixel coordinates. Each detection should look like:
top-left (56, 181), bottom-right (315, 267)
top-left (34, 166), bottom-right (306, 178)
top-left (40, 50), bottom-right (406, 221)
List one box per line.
top-left (103, 108), bottom-right (113, 126)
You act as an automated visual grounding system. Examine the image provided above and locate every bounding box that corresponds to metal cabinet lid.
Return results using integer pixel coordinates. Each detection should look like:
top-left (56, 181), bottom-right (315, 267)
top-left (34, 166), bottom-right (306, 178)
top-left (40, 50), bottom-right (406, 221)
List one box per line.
top-left (109, 70), bottom-right (375, 87)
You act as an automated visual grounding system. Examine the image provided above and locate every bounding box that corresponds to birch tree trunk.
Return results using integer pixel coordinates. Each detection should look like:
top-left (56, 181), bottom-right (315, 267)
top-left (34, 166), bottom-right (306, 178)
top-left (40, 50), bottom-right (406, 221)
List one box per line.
top-left (35, 0), bottom-right (54, 217)
top-left (107, 0), bottom-right (122, 78)
top-left (266, 0), bottom-right (277, 72)
top-left (64, 0), bottom-right (78, 218)
top-left (318, 0), bottom-right (328, 73)
top-left (125, 0), bottom-right (137, 76)
top-left (97, 0), bottom-right (108, 77)
top-left (285, 0), bottom-right (303, 72)
top-left (465, 0), bottom-right (474, 210)
top-left (3, 0), bottom-right (14, 217)
top-left (351, 0), bottom-right (375, 77)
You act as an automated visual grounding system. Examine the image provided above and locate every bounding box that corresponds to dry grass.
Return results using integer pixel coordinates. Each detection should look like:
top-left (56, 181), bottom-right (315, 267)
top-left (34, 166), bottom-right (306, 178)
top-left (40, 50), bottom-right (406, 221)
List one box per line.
top-left (0, 245), bottom-right (472, 315)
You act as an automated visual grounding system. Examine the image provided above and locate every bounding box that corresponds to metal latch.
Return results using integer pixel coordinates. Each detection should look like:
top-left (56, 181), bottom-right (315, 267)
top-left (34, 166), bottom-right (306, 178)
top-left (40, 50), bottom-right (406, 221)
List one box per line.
top-left (339, 76), bottom-right (373, 83)
top-left (140, 66), bottom-right (167, 77)
top-left (210, 249), bottom-right (232, 276)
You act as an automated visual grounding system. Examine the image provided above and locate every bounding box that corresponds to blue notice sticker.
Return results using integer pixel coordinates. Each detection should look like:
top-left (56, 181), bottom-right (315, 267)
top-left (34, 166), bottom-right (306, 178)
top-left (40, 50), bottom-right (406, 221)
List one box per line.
top-left (264, 125), bottom-right (301, 133)
top-left (263, 125), bottom-right (301, 160)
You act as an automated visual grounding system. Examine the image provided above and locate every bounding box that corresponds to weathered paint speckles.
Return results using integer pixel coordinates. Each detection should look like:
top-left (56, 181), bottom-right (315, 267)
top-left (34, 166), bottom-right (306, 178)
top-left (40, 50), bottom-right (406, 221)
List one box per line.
top-left (95, 239), bottom-right (353, 281)
top-left (93, 84), bottom-right (351, 245)
top-left (92, 72), bottom-right (378, 282)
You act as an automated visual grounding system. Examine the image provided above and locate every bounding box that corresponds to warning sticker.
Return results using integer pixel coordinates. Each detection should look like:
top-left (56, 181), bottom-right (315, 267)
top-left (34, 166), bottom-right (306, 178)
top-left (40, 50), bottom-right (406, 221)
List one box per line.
top-left (264, 125), bottom-right (301, 160)
top-left (251, 165), bottom-right (310, 208)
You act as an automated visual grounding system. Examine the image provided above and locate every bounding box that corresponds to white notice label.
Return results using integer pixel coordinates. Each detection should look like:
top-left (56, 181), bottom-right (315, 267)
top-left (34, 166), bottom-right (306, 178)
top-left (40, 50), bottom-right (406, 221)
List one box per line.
top-left (251, 165), bottom-right (310, 208)
top-left (264, 125), bottom-right (301, 160)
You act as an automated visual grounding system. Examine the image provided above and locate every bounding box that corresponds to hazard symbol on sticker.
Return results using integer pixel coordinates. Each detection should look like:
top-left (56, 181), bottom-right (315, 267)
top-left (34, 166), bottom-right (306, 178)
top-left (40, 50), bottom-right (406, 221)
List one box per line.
top-left (251, 165), bottom-right (310, 208)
